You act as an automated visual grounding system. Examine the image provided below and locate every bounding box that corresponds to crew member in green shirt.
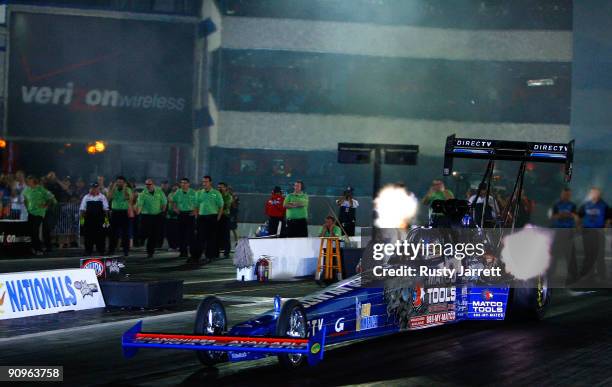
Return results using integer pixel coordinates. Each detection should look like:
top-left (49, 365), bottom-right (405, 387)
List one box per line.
top-left (194, 175), bottom-right (224, 262)
top-left (217, 182), bottom-right (233, 258)
top-left (108, 176), bottom-right (132, 256)
top-left (171, 177), bottom-right (197, 259)
top-left (136, 178), bottom-right (167, 258)
top-left (422, 179), bottom-right (454, 226)
top-left (23, 176), bottom-right (57, 255)
top-left (319, 215), bottom-right (343, 237)
top-left (284, 180), bottom-right (309, 237)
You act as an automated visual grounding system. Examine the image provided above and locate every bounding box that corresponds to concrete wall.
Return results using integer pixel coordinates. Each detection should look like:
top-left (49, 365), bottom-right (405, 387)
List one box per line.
top-left (571, 1), bottom-right (612, 197)
top-left (213, 110), bottom-right (571, 156)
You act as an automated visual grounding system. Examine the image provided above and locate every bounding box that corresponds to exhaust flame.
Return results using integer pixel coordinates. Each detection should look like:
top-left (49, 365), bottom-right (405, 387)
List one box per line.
top-left (500, 226), bottom-right (553, 281)
top-left (374, 185), bottom-right (418, 229)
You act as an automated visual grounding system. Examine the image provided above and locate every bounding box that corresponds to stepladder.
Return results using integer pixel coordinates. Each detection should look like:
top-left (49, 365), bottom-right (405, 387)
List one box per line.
top-left (316, 237), bottom-right (343, 282)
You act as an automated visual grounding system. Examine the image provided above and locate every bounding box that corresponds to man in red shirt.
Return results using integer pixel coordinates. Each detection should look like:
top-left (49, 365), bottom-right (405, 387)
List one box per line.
top-left (265, 186), bottom-right (285, 236)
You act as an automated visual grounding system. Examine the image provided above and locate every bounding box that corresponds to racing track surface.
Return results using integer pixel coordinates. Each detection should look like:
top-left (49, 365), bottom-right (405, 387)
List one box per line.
top-left (1, 252), bottom-right (611, 386)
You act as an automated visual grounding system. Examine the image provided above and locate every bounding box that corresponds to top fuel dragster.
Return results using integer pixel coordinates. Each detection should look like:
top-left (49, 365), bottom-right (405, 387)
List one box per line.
top-left (122, 135), bottom-right (573, 369)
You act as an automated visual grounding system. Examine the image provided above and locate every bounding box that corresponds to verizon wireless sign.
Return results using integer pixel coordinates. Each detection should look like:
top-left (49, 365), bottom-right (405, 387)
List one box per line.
top-left (21, 83), bottom-right (186, 112)
top-left (0, 269), bottom-right (105, 320)
top-left (7, 11), bottom-right (195, 143)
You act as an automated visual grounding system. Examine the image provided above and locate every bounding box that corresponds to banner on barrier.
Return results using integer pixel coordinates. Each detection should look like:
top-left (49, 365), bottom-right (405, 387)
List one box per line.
top-left (0, 269), bottom-right (105, 320)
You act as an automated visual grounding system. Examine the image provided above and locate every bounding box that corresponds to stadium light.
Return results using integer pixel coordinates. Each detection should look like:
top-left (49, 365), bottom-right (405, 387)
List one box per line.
top-left (94, 141), bottom-right (106, 153)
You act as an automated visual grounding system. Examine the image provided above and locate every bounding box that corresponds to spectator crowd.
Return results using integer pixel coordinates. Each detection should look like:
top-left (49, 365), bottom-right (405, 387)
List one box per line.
top-left (2, 169), bottom-right (610, 281)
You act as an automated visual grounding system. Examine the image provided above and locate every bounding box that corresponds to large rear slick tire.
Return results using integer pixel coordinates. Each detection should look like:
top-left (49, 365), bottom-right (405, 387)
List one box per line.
top-left (508, 276), bottom-right (551, 321)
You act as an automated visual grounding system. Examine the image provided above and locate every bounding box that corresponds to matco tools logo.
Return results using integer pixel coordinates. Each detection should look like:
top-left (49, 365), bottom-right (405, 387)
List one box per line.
top-left (482, 289), bottom-right (494, 301)
top-left (413, 285), bottom-right (456, 307)
top-left (412, 284), bottom-right (425, 307)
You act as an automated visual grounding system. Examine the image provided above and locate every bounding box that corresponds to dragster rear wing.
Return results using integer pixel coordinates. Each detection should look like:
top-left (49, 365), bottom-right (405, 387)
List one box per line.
top-left (443, 134), bottom-right (574, 181)
top-left (121, 321), bottom-right (326, 366)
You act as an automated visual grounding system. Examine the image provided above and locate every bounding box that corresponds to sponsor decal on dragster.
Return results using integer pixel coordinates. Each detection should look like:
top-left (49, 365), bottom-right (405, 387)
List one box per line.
top-left (355, 298), bottom-right (378, 331)
top-left (384, 279), bottom-right (457, 330)
top-left (229, 351), bottom-right (266, 362)
top-left (455, 286), bottom-right (469, 319)
top-left (307, 318), bottom-right (324, 337)
top-left (467, 287), bottom-right (509, 320)
top-left (412, 283), bottom-right (425, 307)
top-left (409, 311), bottom-right (456, 328)
top-left (301, 277), bottom-right (361, 309)
top-left (133, 335), bottom-right (308, 349)
top-left (308, 316), bottom-right (349, 337)
top-left (334, 318), bottom-right (346, 334)
top-left (409, 284), bottom-right (458, 328)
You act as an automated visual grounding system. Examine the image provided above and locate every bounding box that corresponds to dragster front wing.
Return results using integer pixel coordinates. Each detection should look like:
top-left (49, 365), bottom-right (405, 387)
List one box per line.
top-left (121, 321), bottom-right (326, 365)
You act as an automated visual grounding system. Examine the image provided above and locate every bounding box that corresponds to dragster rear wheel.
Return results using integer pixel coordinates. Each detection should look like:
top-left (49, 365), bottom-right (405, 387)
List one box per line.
top-left (508, 275), bottom-right (551, 321)
top-left (194, 296), bottom-right (228, 366)
top-left (276, 299), bottom-right (308, 369)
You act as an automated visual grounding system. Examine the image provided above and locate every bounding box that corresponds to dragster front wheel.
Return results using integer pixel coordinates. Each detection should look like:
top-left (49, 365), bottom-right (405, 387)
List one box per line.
top-left (194, 296), bottom-right (228, 366)
top-left (276, 299), bottom-right (308, 369)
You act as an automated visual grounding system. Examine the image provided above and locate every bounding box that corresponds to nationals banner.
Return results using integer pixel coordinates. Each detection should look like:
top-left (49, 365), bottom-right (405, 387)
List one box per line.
top-left (0, 268), bottom-right (105, 320)
top-left (7, 11), bottom-right (195, 143)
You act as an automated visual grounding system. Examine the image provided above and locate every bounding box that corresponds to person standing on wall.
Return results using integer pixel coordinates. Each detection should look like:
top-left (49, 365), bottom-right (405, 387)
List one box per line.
top-left (171, 178), bottom-right (197, 260)
top-left (194, 176), bottom-right (224, 263)
top-left (578, 187), bottom-right (609, 281)
top-left (23, 176), bottom-right (57, 256)
top-left (217, 182), bottom-right (233, 258)
top-left (549, 187), bottom-right (578, 285)
top-left (136, 179), bottom-right (167, 258)
top-left (422, 179), bottom-right (454, 227)
top-left (468, 183), bottom-right (499, 228)
top-left (79, 183), bottom-right (109, 256)
top-left (336, 186), bottom-right (359, 236)
top-left (228, 185), bottom-right (240, 244)
top-left (108, 176), bottom-right (132, 257)
top-left (284, 180), bottom-right (309, 237)
top-left (265, 186), bottom-right (285, 236)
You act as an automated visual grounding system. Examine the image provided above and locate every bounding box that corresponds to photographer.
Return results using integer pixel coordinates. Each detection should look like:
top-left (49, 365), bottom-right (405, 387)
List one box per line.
top-left (336, 186), bottom-right (359, 236)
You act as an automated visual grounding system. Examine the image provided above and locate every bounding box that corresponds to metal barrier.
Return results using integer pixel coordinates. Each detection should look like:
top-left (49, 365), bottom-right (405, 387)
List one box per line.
top-left (54, 202), bottom-right (81, 239)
